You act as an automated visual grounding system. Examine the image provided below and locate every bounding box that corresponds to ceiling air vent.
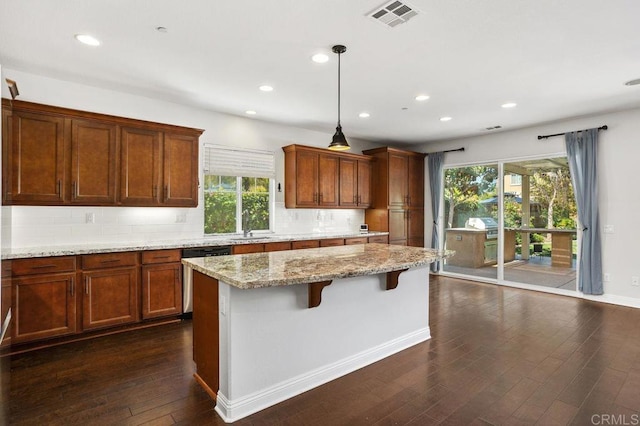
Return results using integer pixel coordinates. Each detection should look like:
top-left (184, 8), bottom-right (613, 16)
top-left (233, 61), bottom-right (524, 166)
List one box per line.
top-left (367, 1), bottom-right (419, 28)
top-left (485, 125), bottom-right (503, 131)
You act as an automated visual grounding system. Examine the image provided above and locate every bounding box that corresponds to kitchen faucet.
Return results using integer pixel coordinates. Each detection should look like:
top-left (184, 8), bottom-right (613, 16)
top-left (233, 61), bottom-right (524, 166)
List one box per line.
top-left (242, 209), bottom-right (252, 237)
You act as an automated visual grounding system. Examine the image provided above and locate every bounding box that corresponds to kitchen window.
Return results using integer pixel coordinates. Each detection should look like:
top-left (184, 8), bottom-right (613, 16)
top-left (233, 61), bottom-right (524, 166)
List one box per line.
top-left (203, 145), bottom-right (275, 235)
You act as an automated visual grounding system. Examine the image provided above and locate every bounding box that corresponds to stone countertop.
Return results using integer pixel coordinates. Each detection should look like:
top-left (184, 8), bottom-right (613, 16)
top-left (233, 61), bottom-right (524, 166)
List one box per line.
top-left (182, 243), bottom-right (454, 289)
top-left (1, 231), bottom-right (389, 260)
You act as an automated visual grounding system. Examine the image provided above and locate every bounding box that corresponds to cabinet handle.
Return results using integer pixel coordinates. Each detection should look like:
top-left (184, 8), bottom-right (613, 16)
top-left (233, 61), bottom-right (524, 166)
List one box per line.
top-left (72, 181), bottom-right (77, 199)
top-left (358, 195), bottom-right (362, 204)
top-left (353, 195), bottom-right (357, 204)
top-left (85, 277), bottom-right (89, 295)
top-left (57, 180), bottom-right (61, 196)
top-left (164, 185), bottom-right (168, 201)
top-left (153, 185), bottom-right (158, 198)
top-left (100, 259), bottom-right (121, 264)
top-left (152, 255), bottom-right (171, 260)
top-left (318, 193), bottom-right (323, 203)
top-left (70, 277), bottom-right (75, 296)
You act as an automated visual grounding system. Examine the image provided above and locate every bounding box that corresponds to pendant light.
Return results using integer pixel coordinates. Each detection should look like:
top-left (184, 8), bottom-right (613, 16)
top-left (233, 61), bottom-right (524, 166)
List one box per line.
top-left (328, 44), bottom-right (350, 151)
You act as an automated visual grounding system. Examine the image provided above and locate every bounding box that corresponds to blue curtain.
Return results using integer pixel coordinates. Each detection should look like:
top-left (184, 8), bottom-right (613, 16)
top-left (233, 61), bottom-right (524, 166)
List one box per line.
top-left (565, 129), bottom-right (603, 295)
top-left (428, 152), bottom-right (444, 273)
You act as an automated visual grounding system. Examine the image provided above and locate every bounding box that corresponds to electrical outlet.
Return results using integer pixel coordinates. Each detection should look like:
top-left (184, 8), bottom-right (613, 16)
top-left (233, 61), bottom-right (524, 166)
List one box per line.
top-left (603, 273), bottom-right (610, 282)
top-left (604, 225), bottom-right (615, 234)
top-left (85, 213), bottom-right (95, 224)
top-left (632, 276), bottom-right (640, 286)
top-left (176, 213), bottom-right (187, 223)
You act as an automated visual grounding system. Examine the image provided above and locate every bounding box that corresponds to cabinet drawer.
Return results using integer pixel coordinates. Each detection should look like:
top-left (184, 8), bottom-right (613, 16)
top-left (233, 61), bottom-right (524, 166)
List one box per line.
top-left (82, 252), bottom-right (138, 269)
top-left (142, 249), bottom-right (181, 264)
top-left (291, 240), bottom-right (320, 250)
top-left (320, 238), bottom-right (344, 247)
top-left (368, 235), bottom-right (389, 244)
top-left (12, 256), bottom-right (76, 276)
top-left (345, 237), bottom-right (368, 245)
top-left (264, 242), bottom-right (291, 252)
top-left (232, 244), bottom-right (264, 254)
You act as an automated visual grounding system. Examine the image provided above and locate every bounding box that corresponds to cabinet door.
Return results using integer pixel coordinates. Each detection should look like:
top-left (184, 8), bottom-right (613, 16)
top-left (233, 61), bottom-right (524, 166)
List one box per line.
top-left (388, 209), bottom-right (408, 245)
top-left (1, 277), bottom-right (12, 347)
top-left (318, 154), bottom-right (339, 207)
top-left (388, 153), bottom-right (408, 207)
top-left (295, 150), bottom-right (319, 207)
top-left (2, 107), bottom-right (12, 204)
top-left (163, 133), bottom-right (198, 207)
top-left (71, 119), bottom-right (117, 204)
top-left (338, 158), bottom-right (358, 207)
top-left (407, 154), bottom-right (424, 208)
top-left (8, 111), bottom-right (66, 204)
top-left (232, 244), bottom-right (264, 254)
top-left (12, 273), bottom-right (76, 343)
top-left (357, 160), bottom-right (372, 208)
top-left (82, 267), bottom-right (138, 331)
top-left (407, 209), bottom-right (424, 247)
top-left (120, 127), bottom-right (161, 205)
top-left (142, 263), bottom-right (182, 319)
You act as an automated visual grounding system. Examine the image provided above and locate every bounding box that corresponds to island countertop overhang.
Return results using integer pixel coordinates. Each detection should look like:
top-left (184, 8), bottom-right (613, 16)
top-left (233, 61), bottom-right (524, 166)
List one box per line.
top-left (182, 243), bottom-right (454, 289)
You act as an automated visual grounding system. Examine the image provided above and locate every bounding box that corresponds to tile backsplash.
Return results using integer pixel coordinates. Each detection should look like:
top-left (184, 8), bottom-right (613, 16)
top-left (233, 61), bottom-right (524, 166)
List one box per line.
top-left (3, 203), bottom-right (364, 248)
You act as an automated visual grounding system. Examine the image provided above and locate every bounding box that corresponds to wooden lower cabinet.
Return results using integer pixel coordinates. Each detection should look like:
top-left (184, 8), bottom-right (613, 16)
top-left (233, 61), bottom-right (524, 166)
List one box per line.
top-left (12, 273), bottom-right (76, 343)
top-left (141, 249), bottom-right (182, 320)
top-left (142, 263), bottom-right (181, 319)
top-left (320, 238), bottom-right (344, 247)
top-left (292, 240), bottom-right (320, 250)
top-left (232, 244), bottom-right (264, 254)
top-left (82, 267), bottom-right (138, 331)
top-left (345, 237), bottom-right (368, 245)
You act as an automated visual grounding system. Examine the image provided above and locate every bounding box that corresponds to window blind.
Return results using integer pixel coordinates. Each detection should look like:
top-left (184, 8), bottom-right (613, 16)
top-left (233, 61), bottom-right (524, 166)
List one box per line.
top-left (203, 144), bottom-right (275, 178)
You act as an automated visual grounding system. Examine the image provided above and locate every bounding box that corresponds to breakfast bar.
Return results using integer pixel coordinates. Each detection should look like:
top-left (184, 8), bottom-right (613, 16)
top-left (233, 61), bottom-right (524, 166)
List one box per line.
top-left (183, 243), bottom-right (452, 423)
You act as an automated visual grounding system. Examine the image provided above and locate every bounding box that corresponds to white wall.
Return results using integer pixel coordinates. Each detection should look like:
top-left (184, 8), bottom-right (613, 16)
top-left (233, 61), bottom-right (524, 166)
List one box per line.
top-left (417, 107), bottom-right (640, 303)
top-left (1, 69), bottom-right (379, 247)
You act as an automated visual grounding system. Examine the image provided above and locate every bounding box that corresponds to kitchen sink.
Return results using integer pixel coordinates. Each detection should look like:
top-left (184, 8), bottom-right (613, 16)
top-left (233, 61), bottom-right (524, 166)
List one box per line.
top-left (229, 236), bottom-right (274, 241)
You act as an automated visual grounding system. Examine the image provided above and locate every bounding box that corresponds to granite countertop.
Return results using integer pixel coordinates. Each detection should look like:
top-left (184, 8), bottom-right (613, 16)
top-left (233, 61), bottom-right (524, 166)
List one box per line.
top-left (183, 243), bottom-right (454, 289)
top-left (1, 231), bottom-right (389, 260)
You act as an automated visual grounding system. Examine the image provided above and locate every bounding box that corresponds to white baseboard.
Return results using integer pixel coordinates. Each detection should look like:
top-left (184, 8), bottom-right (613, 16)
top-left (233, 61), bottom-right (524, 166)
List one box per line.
top-left (214, 326), bottom-right (431, 423)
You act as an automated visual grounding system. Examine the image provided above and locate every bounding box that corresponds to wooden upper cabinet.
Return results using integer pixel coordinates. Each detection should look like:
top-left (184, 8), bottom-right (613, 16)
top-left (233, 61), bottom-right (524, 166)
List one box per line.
top-left (388, 152), bottom-right (409, 208)
top-left (339, 158), bottom-right (372, 208)
top-left (2, 99), bottom-right (203, 207)
top-left (163, 133), bottom-right (199, 207)
top-left (7, 110), bottom-right (66, 204)
top-left (339, 158), bottom-right (357, 207)
top-left (293, 149), bottom-right (319, 207)
top-left (407, 154), bottom-right (424, 208)
top-left (283, 144), bottom-right (372, 209)
top-left (120, 127), bottom-right (162, 206)
top-left (318, 154), bottom-right (339, 207)
top-left (71, 119), bottom-right (117, 204)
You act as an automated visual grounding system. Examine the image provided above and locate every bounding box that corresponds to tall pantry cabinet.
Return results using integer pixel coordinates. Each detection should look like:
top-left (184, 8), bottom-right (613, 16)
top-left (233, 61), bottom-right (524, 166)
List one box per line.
top-left (363, 147), bottom-right (426, 247)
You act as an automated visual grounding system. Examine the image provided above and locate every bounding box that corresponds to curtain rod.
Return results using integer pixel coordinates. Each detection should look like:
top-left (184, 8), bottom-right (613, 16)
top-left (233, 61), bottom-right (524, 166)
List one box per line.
top-left (537, 125), bottom-right (608, 140)
top-left (425, 147), bottom-right (465, 156)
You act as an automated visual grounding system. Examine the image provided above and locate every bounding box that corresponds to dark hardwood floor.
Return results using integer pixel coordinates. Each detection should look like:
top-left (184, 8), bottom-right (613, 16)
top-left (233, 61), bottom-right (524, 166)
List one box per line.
top-left (3, 276), bottom-right (640, 425)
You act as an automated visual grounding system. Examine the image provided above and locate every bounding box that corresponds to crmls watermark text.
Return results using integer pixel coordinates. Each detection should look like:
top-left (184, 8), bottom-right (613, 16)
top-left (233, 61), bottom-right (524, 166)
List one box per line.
top-left (592, 414), bottom-right (640, 425)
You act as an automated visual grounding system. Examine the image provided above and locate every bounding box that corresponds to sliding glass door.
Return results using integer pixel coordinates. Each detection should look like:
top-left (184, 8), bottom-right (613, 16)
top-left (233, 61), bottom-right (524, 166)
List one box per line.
top-left (441, 157), bottom-right (577, 292)
top-left (442, 164), bottom-right (499, 280)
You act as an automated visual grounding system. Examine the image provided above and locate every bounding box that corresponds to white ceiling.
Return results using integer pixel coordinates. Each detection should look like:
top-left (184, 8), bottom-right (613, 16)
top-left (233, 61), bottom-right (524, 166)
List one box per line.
top-left (1, 0), bottom-right (640, 145)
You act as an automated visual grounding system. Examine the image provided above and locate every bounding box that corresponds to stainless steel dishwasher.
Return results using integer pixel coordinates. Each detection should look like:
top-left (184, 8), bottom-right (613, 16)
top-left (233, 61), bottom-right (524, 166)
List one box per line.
top-left (181, 246), bottom-right (232, 317)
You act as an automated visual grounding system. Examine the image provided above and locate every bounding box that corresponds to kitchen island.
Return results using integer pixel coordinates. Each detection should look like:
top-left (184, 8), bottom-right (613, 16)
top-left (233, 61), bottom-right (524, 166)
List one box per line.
top-left (183, 243), bottom-right (452, 423)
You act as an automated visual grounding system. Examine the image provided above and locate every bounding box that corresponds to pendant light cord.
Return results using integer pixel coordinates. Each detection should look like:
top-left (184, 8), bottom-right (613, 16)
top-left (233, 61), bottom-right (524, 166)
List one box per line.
top-left (337, 51), bottom-right (341, 126)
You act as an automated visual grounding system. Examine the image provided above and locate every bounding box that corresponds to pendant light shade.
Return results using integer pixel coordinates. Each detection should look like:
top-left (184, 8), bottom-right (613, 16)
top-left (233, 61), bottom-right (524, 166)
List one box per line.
top-left (328, 45), bottom-right (350, 151)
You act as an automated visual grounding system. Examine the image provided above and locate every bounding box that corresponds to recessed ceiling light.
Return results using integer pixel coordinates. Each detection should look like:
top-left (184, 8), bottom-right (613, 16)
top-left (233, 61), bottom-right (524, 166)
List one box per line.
top-left (440, 116), bottom-right (452, 122)
top-left (415, 94), bottom-right (430, 101)
top-left (501, 102), bottom-right (517, 108)
top-left (74, 34), bottom-right (101, 46)
top-left (311, 53), bottom-right (329, 63)
top-left (624, 78), bottom-right (640, 86)
top-left (245, 110), bottom-right (257, 115)
top-left (359, 112), bottom-right (370, 118)
top-left (259, 85), bottom-right (274, 92)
